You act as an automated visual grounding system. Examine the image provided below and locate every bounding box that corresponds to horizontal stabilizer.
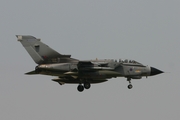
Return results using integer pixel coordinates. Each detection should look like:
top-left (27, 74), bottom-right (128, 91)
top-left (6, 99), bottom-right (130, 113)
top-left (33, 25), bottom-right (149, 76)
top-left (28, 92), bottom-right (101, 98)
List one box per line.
top-left (25, 70), bottom-right (38, 75)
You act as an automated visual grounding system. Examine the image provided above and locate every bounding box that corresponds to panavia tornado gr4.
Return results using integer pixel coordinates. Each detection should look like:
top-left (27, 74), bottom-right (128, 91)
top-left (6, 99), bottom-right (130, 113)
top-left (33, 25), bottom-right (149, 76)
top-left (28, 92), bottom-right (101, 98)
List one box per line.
top-left (17, 35), bottom-right (163, 92)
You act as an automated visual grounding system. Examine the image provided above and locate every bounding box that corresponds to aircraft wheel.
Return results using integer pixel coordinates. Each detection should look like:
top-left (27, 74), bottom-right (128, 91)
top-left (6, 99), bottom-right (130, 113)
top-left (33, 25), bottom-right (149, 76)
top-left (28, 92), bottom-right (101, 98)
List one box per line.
top-left (128, 84), bottom-right (133, 89)
top-left (84, 82), bottom-right (91, 89)
top-left (77, 84), bottom-right (84, 92)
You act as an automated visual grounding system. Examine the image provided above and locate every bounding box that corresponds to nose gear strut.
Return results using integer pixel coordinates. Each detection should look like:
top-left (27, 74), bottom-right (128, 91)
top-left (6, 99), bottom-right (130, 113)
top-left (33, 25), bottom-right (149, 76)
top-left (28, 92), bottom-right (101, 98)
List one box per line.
top-left (127, 78), bottom-right (133, 89)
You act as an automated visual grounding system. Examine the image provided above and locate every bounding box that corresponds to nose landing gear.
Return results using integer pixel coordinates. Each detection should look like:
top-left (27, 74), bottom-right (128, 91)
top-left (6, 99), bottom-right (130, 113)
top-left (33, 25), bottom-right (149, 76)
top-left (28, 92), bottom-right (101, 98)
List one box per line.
top-left (128, 84), bottom-right (133, 89)
top-left (127, 78), bottom-right (133, 89)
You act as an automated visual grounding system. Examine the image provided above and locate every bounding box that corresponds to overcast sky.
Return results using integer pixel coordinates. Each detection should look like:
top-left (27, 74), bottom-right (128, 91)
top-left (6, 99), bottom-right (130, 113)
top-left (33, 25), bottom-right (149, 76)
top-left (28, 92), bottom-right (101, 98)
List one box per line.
top-left (0, 0), bottom-right (180, 120)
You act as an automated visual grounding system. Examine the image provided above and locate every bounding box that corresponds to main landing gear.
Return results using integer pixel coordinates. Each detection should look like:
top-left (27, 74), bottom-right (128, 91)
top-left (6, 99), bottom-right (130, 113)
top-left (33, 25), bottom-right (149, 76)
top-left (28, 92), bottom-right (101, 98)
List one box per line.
top-left (77, 84), bottom-right (84, 92)
top-left (127, 78), bottom-right (133, 89)
top-left (77, 82), bottom-right (91, 92)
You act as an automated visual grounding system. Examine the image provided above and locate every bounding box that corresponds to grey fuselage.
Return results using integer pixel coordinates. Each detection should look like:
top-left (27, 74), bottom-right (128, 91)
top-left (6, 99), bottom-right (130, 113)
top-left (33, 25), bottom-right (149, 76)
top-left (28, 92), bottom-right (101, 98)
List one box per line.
top-left (37, 59), bottom-right (151, 80)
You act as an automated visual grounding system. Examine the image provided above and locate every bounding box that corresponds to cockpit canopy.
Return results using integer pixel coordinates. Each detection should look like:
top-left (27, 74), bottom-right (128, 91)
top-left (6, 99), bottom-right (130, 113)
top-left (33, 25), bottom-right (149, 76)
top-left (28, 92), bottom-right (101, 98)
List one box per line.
top-left (118, 59), bottom-right (143, 65)
top-left (91, 59), bottom-right (144, 66)
top-left (119, 59), bottom-right (137, 63)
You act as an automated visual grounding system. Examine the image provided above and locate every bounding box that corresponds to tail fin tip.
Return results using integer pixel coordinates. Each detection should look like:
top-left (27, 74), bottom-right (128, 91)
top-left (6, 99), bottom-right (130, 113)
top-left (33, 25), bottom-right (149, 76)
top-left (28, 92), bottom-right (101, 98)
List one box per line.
top-left (16, 35), bottom-right (37, 41)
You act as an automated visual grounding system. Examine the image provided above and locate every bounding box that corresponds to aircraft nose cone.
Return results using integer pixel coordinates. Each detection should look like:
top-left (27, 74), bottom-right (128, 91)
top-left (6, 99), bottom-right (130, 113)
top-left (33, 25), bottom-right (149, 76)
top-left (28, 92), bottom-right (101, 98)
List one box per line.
top-left (150, 67), bottom-right (164, 76)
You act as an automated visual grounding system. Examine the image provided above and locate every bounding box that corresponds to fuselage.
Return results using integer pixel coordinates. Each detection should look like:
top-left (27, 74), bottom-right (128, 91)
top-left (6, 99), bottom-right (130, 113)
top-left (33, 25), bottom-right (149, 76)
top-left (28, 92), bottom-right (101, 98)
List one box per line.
top-left (37, 59), bottom-right (151, 80)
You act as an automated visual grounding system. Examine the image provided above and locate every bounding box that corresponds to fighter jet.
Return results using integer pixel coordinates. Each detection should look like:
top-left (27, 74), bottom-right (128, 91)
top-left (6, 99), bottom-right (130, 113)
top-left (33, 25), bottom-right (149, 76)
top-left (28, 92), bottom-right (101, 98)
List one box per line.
top-left (17, 35), bottom-right (163, 92)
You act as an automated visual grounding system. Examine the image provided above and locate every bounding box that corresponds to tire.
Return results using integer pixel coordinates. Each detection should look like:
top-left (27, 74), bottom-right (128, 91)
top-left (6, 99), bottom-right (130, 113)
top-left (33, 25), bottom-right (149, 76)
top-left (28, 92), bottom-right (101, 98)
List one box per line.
top-left (77, 84), bottom-right (84, 92)
top-left (84, 82), bottom-right (91, 89)
top-left (128, 84), bottom-right (133, 89)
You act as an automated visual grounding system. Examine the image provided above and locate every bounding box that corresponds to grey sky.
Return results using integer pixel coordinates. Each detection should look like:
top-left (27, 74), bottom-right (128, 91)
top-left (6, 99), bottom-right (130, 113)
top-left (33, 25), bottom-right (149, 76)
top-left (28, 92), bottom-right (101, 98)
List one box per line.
top-left (0, 0), bottom-right (180, 120)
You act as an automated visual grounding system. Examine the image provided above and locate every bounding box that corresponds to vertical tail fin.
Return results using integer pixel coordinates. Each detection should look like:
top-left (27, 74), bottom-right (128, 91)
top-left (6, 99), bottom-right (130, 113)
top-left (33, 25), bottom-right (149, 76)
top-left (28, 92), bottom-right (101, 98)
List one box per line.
top-left (16, 35), bottom-right (77, 64)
